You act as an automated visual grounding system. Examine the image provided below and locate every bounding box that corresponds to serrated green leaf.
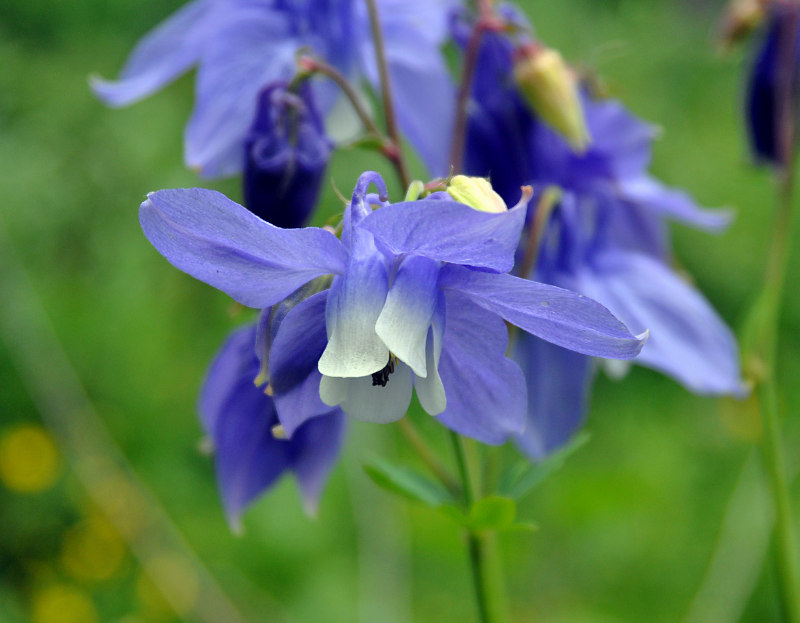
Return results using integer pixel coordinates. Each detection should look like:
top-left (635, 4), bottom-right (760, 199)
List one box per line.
top-left (363, 458), bottom-right (455, 507)
top-left (468, 496), bottom-right (516, 532)
top-left (499, 432), bottom-right (590, 500)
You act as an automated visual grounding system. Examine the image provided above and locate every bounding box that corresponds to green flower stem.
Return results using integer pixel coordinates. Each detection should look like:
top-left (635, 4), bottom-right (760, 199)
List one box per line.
top-left (751, 169), bottom-right (800, 623)
top-left (398, 419), bottom-right (461, 497)
top-left (759, 373), bottom-right (800, 623)
top-left (296, 54), bottom-right (411, 189)
top-left (742, 123), bottom-right (800, 623)
top-left (450, 432), bottom-right (511, 623)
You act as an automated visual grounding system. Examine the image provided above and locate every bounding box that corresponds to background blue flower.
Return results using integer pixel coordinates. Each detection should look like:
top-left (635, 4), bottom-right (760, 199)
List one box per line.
top-left (458, 21), bottom-right (744, 458)
top-left (242, 82), bottom-right (332, 229)
top-left (92, 0), bottom-right (457, 176)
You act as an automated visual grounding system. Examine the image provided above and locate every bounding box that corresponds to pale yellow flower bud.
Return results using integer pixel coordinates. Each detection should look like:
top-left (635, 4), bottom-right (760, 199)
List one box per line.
top-left (513, 44), bottom-right (590, 152)
top-left (719, 0), bottom-right (766, 51)
top-left (446, 175), bottom-right (508, 213)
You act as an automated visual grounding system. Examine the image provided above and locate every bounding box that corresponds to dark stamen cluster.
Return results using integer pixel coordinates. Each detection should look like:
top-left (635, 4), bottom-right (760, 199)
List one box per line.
top-left (371, 357), bottom-right (396, 387)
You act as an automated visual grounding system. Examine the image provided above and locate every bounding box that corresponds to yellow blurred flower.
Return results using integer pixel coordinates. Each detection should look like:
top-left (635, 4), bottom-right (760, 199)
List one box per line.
top-left (0, 424), bottom-right (61, 493)
top-left (31, 584), bottom-right (98, 623)
top-left (136, 555), bottom-right (199, 620)
top-left (61, 514), bottom-right (127, 583)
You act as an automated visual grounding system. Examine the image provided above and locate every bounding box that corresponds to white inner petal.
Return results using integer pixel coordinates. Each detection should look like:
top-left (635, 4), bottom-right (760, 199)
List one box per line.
top-left (415, 325), bottom-right (446, 415)
top-left (375, 256), bottom-right (439, 377)
top-left (339, 363), bottom-right (414, 423)
top-left (319, 375), bottom-right (349, 407)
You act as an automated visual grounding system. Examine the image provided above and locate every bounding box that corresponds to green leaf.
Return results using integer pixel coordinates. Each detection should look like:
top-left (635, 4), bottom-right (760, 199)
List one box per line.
top-left (341, 134), bottom-right (386, 152)
top-left (499, 432), bottom-right (591, 500)
top-left (468, 496), bottom-right (516, 532)
top-left (503, 522), bottom-right (539, 533)
top-left (438, 498), bottom-right (537, 534)
top-left (437, 503), bottom-right (470, 527)
top-left (363, 458), bottom-right (455, 507)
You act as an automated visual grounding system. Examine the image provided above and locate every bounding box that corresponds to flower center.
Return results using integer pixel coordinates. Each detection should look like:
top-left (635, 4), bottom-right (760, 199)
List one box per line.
top-left (371, 356), bottom-right (396, 387)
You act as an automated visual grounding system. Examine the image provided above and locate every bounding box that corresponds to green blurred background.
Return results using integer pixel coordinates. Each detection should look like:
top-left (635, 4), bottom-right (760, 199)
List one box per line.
top-left (1, 0), bottom-right (799, 621)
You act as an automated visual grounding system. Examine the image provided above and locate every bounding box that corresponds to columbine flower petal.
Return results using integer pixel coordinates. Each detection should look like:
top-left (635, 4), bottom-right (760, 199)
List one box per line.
top-left (375, 255), bottom-right (441, 377)
top-left (140, 188), bottom-right (347, 308)
top-left (435, 291), bottom-right (527, 444)
top-left (577, 250), bottom-right (747, 396)
top-left (91, 0), bottom-right (215, 106)
top-left (210, 378), bottom-right (290, 530)
top-left (511, 336), bottom-right (593, 460)
top-left (186, 5), bottom-right (300, 176)
top-left (268, 291), bottom-right (333, 437)
top-left (288, 409), bottom-right (346, 516)
top-left (199, 325), bottom-right (343, 527)
top-left (317, 227), bottom-right (390, 377)
top-left (618, 178), bottom-right (733, 232)
top-left (321, 364), bottom-right (414, 423)
top-left (415, 322), bottom-right (447, 414)
top-left (440, 265), bottom-right (647, 359)
top-left (360, 198), bottom-right (527, 273)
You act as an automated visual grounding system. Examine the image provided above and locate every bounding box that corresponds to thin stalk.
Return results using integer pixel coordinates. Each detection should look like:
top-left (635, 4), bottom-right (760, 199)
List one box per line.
top-left (755, 169), bottom-right (800, 623)
top-left (518, 186), bottom-right (561, 280)
top-left (449, 4), bottom-right (506, 173)
top-left (297, 55), bottom-right (410, 189)
top-left (759, 370), bottom-right (800, 622)
top-left (398, 419), bottom-right (461, 497)
top-left (297, 56), bottom-right (383, 138)
top-left (365, 0), bottom-right (411, 188)
top-left (449, 21), bottom-right (487, 174)
top-left (449, 432), bottom-right (510, 623)
top-left (751, 7), bottom-right (800, 620)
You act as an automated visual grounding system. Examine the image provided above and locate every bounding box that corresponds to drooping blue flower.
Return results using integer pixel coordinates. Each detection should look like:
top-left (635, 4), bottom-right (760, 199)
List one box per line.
top-left (199, 323), bottom-right (344, 527)
top-left (458, 22), bottom-right (745, 458)
top-left (461, 26), bottom-right (731, 232)
top-left (243, 82), bottom-right (331, 228)
top-left (513, 192), bottom-right (746, 458)
top-left (141, 172), bottom-right (646, 445)
top-left (745, 1), bottom-right (800, 167)
top-left (93, 0), bottom-right (456, 177)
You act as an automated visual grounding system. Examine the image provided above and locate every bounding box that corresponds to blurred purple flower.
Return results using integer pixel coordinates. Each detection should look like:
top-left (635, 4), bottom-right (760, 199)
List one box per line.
top-left (199, 323), bottom-right (344, 528)
top-left (243, 83), bottom-right (331, 228)
top-left (459, 25), bottom-right (745, 458)
top-left (745, 1), bottom-right (800, 167)
top-left (92, 0), bottom-right (456, 177)
top-left (140, 172), bottom-right (645, 445)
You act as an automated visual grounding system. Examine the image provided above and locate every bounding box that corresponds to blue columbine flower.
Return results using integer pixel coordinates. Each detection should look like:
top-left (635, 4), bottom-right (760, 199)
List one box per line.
top-left (92, 0), bottom-right (456, 177)
top-left (243, 82), bottom-right (332, 228)
top-left (745, 0), bottom-right (800, 167)
top-left (199, 323), bottom-right (344, 528)
top-left (460, 24), bottom-right (731, 231)
top-left (140, 172), bottom-right (646, 445)
top-left (458, 22), bottom-right (745, 458)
